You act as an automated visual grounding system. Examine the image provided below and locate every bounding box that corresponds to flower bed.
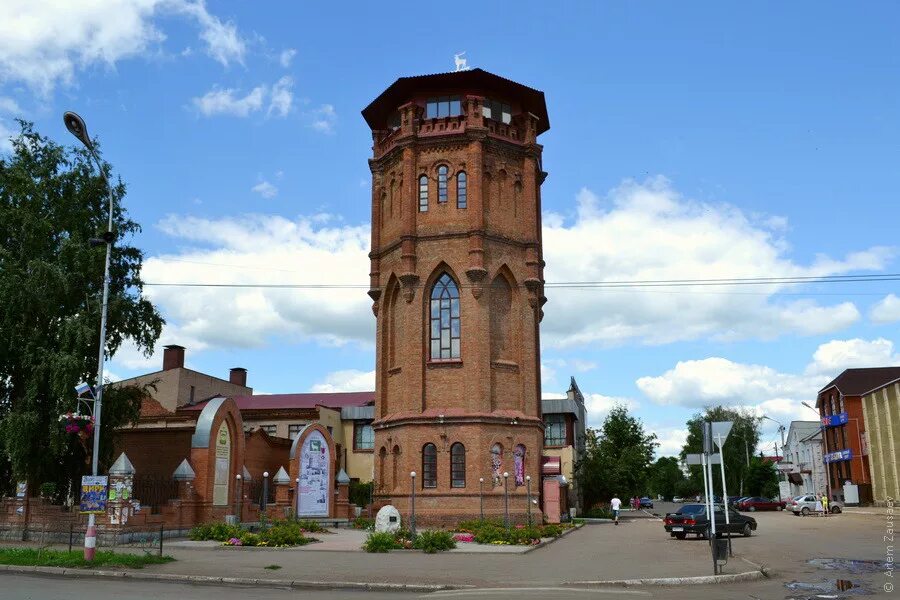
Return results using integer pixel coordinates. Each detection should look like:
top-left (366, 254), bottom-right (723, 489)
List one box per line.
top-left (190, 519), bottom-right (318, 548)
top-left (362, 529), bottom-right (456, 553)
top-left (454, 519), bottom-right (569, 545)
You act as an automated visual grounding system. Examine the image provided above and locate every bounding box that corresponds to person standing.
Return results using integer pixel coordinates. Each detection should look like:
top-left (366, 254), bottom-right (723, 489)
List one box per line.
top-left (821, 493), bottom-right (829, 517)
top-left (611, 494), bottom-right (622, 525)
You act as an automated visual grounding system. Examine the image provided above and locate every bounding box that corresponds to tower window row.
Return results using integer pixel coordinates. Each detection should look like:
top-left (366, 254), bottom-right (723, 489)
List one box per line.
top-left (418, 171), bottom-right (467, 212)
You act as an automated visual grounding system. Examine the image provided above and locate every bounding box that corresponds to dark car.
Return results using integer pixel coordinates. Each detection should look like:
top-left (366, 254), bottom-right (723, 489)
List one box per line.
top-left (737, 497), bottom-right (785, 511)
top-left (639, 497), bottom-right (654, 508)
top-left (663, 503), bottom-right (757, 540)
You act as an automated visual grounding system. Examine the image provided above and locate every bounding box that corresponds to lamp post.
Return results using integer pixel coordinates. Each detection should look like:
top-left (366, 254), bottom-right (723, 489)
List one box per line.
top-left (762, 415), bottom-right (786, 503)
top-left (262, 471), bottom-right (269, 514)
top-left (503, 472), bottom-right (510, 528)
top-left (525, 475), bottom-right (532, 526)
top-left (295, 478), bottom-right (300, 520)
top-left (410, 471), bottom-right (417, 536)
top-left (64, 111), bottom-right (115, 562)
top-left (479, 477), bottom-right (484, 521)
top-left (802, 401), bottom-right (831, 502)
top-left (235, 474), bottom-right (242, 521)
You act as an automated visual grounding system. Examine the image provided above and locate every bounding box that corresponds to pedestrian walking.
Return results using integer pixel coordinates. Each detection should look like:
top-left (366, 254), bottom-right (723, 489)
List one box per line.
top-left (814, 495), bottom-right (823, 516)
top-left (821, 493), bottom-right (829, 517)
top-left (611, 494), bottom-right (622, 525)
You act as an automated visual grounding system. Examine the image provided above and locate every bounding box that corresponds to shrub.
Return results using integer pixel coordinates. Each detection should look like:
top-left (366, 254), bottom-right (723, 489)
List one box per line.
top-left (353, 517), bottom-right (375, 530)
top-left (349, 480), bottom-right (374, 507)
top-left (413, 530), bottom-right (456, 554)
top-left (190, 522), bottom-right (244, 542)
top-left (294, 519), bottom-right (327, 533)
top-left (472, 524), bottom-right (509, 545)
top-left (583, 507), bottom-right (613, 519)
top-left (363, 532), bottom-right (402, 553)
top-left (539, 524), bottom-right (564, 538)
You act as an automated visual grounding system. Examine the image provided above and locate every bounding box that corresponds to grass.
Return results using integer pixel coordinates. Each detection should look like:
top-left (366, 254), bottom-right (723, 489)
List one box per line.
top-left (0, 548), bottom-right (174, 569)
top-left (263, 564), bottom-right (282, 570)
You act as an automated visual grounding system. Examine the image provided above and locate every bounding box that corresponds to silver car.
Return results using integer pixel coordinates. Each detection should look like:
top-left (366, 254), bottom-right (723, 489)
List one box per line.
top-left (790, 493), bottom-right (843, 515)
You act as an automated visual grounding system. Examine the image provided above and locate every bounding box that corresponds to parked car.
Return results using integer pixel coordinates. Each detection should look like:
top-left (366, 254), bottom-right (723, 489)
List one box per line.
top-left (790, 494), bottom-right (843, 515)
top-left (672, 496), bottom-right (684, 503)
top-left (738, 497), bottom-right (785, 511)
top-left (639, 497), bottom-right (654, 508)
top-left (727, 495), bottom-right (743, 506)
top-left (663, 503), bottom-right (757, 539)
top-left (733, 496), bottom-right (751, 507)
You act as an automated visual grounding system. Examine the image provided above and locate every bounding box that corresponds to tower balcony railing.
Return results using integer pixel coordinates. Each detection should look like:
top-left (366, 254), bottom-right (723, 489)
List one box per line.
top-left (373, 114), bottom-right (526, 157)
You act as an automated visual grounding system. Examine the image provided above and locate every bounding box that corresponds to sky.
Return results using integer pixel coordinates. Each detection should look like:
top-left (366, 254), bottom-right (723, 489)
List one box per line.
top-left (2, 1), bottom-right (898, 457)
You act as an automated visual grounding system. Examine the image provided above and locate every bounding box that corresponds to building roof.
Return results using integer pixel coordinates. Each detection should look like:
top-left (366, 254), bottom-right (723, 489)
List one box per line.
top-left (362, 68), bottom-right (550, 134)
top-left (817, 367), bottom-right (900, 399)
top-left (183, 391), bottom-right (375, 412)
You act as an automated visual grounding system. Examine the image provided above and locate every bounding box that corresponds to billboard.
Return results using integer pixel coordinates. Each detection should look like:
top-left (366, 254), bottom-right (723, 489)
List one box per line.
top-left (297, 430), bottom-right (330, 517)
top-left (80, 476), bottom-right (108, 514)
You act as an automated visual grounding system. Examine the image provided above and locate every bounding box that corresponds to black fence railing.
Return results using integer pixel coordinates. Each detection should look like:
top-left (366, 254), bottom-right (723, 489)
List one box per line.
top-left (132, 475), bottom-right (179, 514)
top-left (247, 480), bottom-right (276, 506)
top-left (0, 521), bottom-right (170, 555)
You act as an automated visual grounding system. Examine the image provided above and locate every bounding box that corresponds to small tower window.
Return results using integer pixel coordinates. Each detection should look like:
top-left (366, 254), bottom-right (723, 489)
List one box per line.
top-left (430, 273), bottom-right (460, 360)
top-left (426, 96), bottom-right (462, 119)
top-left (438, 166), bottom-right (448, 203)
top-left (419, 175), bottom-right (428, 212)
top-left (457, 172), bottom-right (467, 209)
top-left (423, 443), bottom-right (437, 488)
top-left (482, 98), bottom-right (512, 124)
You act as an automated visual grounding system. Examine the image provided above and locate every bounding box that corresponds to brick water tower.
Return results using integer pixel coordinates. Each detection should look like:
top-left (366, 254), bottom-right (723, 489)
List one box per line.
top-left (362, 69), bottom-right (549, 524)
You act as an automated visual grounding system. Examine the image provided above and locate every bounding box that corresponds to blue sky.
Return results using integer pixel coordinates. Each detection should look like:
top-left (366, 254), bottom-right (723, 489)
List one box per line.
top-left (2, 1), bottom-right (898, 455)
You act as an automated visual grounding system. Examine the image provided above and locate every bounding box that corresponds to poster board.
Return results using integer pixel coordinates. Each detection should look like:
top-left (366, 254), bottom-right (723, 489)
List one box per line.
top-left (80, 476), bottom-right (108, 514)
top-left (297, 430), bottom-right (330, 517)
top-left (213, 422), bottom-right (231, 505)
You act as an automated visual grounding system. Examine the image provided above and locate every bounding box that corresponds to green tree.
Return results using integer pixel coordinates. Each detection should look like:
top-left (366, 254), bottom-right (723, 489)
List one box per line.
top-left (680, 406), bottom-right (762, 498)
top-left (576, 404), bottom-right (658, 508)
top-left (744, 456), bottom-right (779, 498)
top-left (647, 456), bottom-right (686, 500)
top-left (0, 122), bottom-right (163, 497)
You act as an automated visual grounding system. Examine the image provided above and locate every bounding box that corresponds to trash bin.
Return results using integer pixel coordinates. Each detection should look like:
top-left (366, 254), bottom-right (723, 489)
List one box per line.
top-left (713, 538), bottom-right (729, 567)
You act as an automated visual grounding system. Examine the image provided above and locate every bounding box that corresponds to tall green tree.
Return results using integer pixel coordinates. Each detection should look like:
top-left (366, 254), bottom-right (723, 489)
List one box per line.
top-left (647, 456), bottom-right (686, 500)
top-left (744, 456), bottom-right (779, 498)
top-left (680, 406), bottom-right (762, 498)
top-left (576, 404), bottom-right (658, 508)
top-left (0, 122), bottom-right (163, 497)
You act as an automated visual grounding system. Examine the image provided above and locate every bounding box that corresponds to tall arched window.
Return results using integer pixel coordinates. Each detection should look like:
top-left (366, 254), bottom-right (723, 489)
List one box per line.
top-left (392, 445), bottom-right (400, 490)
top-left (418, 175), bottom-right (428, 212)
top-left (491, 443), bottom-right (503, 487)
top-left (437, 165), bottom-right (448, 203)
top-left (378, 447), bottom-right (387, 490)
top-left (514, 445), bottom-right (526, 486)
top-left (457, 172), bottom-right (467, 209)
top-left (422, 443), bottom-right (437, 488)
top-left (430, 273), bottom-right (460, 360)
top-left (450, 443), bottom-right (466, 488)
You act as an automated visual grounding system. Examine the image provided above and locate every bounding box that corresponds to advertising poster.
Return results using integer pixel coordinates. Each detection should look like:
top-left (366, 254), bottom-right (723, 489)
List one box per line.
top-left (297, 431), bottom-right (330, 517)
top-left (15, 482), bottom-right (26, 499)
top-left (80, 476), bottom-right (108, 514)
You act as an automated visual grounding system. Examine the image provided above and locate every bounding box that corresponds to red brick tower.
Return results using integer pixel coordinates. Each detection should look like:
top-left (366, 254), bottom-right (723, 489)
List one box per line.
top-left (362, 69), bottom-right (549, 524)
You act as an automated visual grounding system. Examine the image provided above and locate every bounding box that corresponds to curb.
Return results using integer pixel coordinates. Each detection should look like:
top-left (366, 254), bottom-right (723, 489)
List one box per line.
top-left (522, 522), bottom-right (584, 554)
top-left (566, 567), bottom-right (770, 587)
top-left (0, 564), bottom-right (469, 593)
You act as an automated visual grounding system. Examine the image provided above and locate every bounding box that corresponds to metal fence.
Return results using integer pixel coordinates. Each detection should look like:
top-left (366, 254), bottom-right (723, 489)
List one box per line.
top-left (247, 479), bottom-right (275, 506)
top-left (0, 521), bottom-right (171, 556)
top-left (132, 475), bottom-right (179, 514)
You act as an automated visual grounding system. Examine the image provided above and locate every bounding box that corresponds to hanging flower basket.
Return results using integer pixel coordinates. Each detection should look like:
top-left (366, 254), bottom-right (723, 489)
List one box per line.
top-left (59, 412), bottom-right (94, 439)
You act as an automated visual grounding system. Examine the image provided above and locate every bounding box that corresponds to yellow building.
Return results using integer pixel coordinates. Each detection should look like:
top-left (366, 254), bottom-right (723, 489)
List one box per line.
top-left (861, 378), bottom-right (900, 505)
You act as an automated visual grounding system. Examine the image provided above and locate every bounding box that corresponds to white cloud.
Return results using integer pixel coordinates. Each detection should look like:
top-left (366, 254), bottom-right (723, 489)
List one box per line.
top-left (871, 294), bottom-right (900, 324)
top-left (542, 178), bottom-right (891, 348)
top-left (310, 369), bottom-right (375, 393)
top-left (0, 0), bottom-right (246, 93)
top-left (267, 76), bottom-right (293, 118)
top-left (192, 85), bottom-right (265, 117)
top-left (584, 393), bottom-right (639, 428)
top-left (251, 180), bottom-right (278, 199)
top-left (307, 104), bottom-right (337, 133)
top-left (0, 97), bottom-right (22, 114)
top-left (279, 48), bottom-right (296, 68)
top-left (635, 337), bottom-right (900, 424)
top-left (650, 426), bottom-right (688, 457)
top-left (142, 213), bottom-right (373, 350)
top-left (0, 119), bottom-right (14, 153)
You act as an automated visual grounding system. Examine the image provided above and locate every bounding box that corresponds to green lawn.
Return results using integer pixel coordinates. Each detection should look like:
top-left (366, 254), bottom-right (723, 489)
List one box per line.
top-left (0, 548), bottom-right (174, 568)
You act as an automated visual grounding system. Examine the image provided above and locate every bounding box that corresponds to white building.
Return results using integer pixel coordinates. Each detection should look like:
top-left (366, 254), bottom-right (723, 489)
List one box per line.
top-left (783, 421), bottom-right (826, 496)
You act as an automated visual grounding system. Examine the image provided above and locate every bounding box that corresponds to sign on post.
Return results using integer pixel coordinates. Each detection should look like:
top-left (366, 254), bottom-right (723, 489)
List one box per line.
top-left (80, 476), bottom-right (108, 514)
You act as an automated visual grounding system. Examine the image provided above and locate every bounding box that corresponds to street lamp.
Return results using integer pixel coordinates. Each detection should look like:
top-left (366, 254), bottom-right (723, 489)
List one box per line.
top-left (502, 472), bottom-right (510, 529)
top-left (262, 471), bottom-right (269, 513)
top-left (64, 111), bottom-right (116, 562)
top-left (410, 471), bottom-right (417, 536)
top-left (478, 477), bottom-right (484, 521)
top-left (235, 474), bottom-right (242, 521)
top-left (525, 475), bottom-right (532, 526)
top-left (762, 415), bottom-right (786, 503)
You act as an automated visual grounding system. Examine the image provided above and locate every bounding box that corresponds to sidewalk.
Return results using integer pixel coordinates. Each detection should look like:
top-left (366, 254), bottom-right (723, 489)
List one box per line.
top-left (842, 505), bottom-right (893, 516)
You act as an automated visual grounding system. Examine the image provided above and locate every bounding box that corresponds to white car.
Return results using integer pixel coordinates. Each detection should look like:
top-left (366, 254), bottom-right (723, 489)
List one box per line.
top-left (672, 496), bottom-right (684, 503)
top-left (790, 493), bottom-right (843, 515)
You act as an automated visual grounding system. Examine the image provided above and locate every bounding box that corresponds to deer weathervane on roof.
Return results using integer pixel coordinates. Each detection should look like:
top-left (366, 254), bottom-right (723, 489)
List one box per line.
top-left (454, 52), bottom-right (470, 72)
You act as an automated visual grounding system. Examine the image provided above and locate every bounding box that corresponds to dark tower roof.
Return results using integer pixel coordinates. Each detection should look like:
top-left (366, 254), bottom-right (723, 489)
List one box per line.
top-left (362, 68), bottom-right (550, 135)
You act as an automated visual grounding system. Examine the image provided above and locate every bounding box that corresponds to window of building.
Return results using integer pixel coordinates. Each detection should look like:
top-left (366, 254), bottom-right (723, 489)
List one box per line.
top-left (438, 165), bottom-right (448, 202)
top-left (544, 414), bottom-right (566, 446)
top-left (354, 422), bottom-right (374, 451)
top-left (491, 443), bottom-right (503, 487)
top-left (450, 443), bottom-right (466, 488)
top-left (839, 395), bottom-right (845, 414)
top-left (260, 425), bottom-right (276, 436)
top-left (513, 445), bottom-right (526, 486)
top-left (430, 273), bottom-right (461, 360)
top-left (426, 96), bottom-right (462, 119)
top-left (423, 443), bottom-right (437, 488)
top-left (829, 394), bottom-right (836, 415)
top-left (419, 175), bottom-right (428, 212)
top-left (387, 110), bottom-right (401, 130)
top-left (457, 172), bottom-right (467, 208)
top-left (482, 98), bottom-right (512, 124)
top-left (288, 423), bottom-right (305, 439)
top-left (189, 385), bottom-right (195, 404)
